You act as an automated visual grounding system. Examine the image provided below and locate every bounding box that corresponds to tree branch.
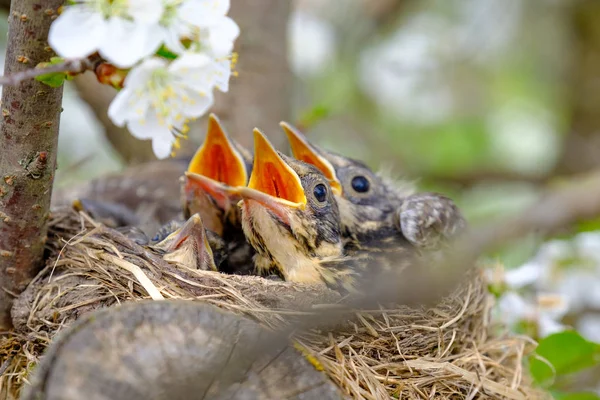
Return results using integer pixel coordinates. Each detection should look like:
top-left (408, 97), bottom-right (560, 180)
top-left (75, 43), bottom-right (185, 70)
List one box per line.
top-left (0, 0), bottom-right (65, 330)
top-left (554, 0), bottom-right (600, 174)
top-left (0, 57), bottom-right (95, 87)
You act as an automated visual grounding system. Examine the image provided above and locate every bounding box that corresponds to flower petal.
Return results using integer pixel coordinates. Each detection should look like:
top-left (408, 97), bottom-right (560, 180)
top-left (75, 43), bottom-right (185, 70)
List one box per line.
top-left (169, 52), bottom-right (212, 72)
top-left (538, 314), bottom-right (566, 338)
top-left (211, 58), bottom-right (232, 92)
top-left (128, 112), bottom-right (174, 159)
top-left (128, 110), bottom-right (169, 140)
top-left (505, 262), bottom-right (541, 289)
top-left (151, 133), bottom-right (176, 159)
top-left (180, 87), bottom-right (214, 118)
top-left (124, 57), bottom-right (168, 87)
top-left (179, 0), bottom-right (230, 27)
top-left (162, 25), bottom-right (188, 54)
top-left (209, 17), bottom-right (240, 54)
top-left (48, 7), bottom-right (105, 58)
top-left (100, 18), bottom-right (163, 68)
top-left (128, 0), bottom-right (164, 24)
top-left (107, 89), bottom-right (136, 127)
top-left (108, 58), bottom-right (167, 126)
top-left (497, 292), bottom-right (532, 325)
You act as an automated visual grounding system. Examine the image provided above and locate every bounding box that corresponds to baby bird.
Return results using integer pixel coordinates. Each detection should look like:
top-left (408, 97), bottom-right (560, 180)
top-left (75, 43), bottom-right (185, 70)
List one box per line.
top-left (177, 113), bottom-right (255, 273)
top-left (238, 129), bottom-right (343, 283)
top-left (238, 129), bottom-right (412, 293)
top-left (152, 213), bottom-right (228, 272)
top-left (183, 113), bottom-right (253, 236)
top-left (281, 122), bottom-right (466, 250)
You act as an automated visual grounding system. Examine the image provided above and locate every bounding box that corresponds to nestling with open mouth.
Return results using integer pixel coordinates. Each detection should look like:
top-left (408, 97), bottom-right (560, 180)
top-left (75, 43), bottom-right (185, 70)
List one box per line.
top-left (281, 122), bottom-right (466, 251)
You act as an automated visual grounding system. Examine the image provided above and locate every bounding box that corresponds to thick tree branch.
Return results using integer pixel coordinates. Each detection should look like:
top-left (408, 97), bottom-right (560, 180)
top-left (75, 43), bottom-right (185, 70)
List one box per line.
top-left (0, 0), bottom-right (65, 329)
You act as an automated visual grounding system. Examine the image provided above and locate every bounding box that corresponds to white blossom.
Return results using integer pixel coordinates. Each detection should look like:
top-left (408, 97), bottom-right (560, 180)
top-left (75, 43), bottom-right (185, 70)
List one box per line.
top-left (49, 0), bottom-right (165, 68)
top-left (159, 0), bottom-right (239, 57)
top-left (50, 0), bottom-right (239, 159)
top-left (496, 291), bottom-right (568, 338)
top-left (489, 231), bottom-right (600, 338)
top-left (49, 0), bottom-right (239, 69)
top-left (108, 53), bottom-right (230, 159)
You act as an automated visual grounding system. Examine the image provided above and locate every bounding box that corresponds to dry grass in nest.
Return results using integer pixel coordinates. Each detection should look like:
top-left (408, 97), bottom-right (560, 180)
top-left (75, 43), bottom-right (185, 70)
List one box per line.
top-left (1, 208), bottom-right (547, 399)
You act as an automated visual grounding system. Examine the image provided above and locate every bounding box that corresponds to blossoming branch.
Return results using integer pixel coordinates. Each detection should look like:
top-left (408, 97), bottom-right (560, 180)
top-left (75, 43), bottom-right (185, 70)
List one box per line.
top-left (0, 0), bottom-right (240, 159)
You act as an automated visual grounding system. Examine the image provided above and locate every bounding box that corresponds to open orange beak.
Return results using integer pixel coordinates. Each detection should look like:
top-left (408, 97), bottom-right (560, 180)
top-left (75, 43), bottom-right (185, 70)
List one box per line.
top-left (185, 113), bottom-right (248, 208)
top-left (280, 122), bottom-right (342, 196)
top-left (155, 213), bottom-right (217, 271)
top-left (238, 129), bottom-right (307, 223)
top-left (183, 172), bottom-right (240, 211)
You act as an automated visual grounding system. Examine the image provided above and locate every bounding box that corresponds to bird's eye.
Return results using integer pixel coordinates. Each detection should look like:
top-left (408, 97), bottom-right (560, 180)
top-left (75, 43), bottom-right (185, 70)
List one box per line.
top-left (313, 183), bottom-right (327, 202)
top-left (351, 176), bottom-right (370, 193)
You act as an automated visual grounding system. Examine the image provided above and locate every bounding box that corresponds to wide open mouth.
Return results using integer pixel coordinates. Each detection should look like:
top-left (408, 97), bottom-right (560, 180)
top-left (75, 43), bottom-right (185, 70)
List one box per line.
top-left (183, 172), bottom-right (239, 211)
top-left (242, 128), bottom-right (307, 209)
top-left (187, 113), bottom-right (248, 188)
top-left (280, 121), bottom-right (342, 195)
top-left (155, 213), bottom-right (216, 272)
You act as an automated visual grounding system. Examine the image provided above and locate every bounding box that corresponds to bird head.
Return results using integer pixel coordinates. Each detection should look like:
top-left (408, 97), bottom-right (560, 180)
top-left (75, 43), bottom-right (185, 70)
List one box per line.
top-left (237, 129), bottom-right (343, 283)
top-left (153, 213), bottom-right (224, 271)
top-left (281, 122), bottom-right (410, 240)
top-left (182, 113), bottom-right (252, 235)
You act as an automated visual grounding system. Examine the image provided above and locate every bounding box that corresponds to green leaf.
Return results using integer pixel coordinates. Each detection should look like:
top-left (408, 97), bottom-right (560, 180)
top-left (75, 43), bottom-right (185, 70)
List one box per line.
top-left (48, 56), bottom-right (65, 65)
top-left (530, 331), bottom-right (600, 386)
top-left (576, 217), bottom-right (600, 233)
top-left (34, 58), bottom-right (68, 88)
top-left (35, 72), bottom-right (67, 88)
top-left (156, 45), bottom-right (178, 60)
top-left (553, 392), bottom-right (600, 400)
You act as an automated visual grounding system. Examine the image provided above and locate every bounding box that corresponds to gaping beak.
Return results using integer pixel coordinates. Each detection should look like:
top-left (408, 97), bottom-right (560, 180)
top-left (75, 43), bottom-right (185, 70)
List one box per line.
top-left (155, 213), bottom-right (217, 271)
top-left (187, 113), bottom-right (248, 187)
top-left (280, 122), bottom-right (342, 195)
top-left (184, 113), bottom-right (248, 212)
top-left (238, 129), bottom-right (307, 223)
top-left (183, 172), bottom-right (240, 211)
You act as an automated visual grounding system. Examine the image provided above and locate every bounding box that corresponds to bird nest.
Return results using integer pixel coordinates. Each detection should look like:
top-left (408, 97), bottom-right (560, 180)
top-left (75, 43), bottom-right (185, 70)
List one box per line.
top-left (0, 207), bottom-right (545, 399)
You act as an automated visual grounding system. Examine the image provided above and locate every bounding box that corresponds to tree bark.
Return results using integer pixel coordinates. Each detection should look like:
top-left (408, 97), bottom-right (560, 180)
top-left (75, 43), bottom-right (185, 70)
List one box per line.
top-left (0, 0), bottom-right (64, 329)
top-left (555, 0), bottom-right (600, 174)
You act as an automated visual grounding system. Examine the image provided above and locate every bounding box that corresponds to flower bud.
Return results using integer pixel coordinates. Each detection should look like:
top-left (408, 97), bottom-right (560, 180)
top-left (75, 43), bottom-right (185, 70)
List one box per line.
top-left (95, 63), bottom-right (128, 89)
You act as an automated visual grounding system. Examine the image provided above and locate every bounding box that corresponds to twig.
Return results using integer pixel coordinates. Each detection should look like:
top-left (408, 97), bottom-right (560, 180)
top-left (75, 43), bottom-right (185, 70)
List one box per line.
top-left (0, 57), bottom-right (98, 87)
top-left (0, 355), bottom-right (13, 376)
top-left (469, 169), bottom-right (600, 254)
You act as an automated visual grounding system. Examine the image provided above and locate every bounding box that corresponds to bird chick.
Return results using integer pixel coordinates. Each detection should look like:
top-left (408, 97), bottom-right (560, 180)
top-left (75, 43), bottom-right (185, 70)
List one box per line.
top-left (238, 129), bottom-right (343, 284)
top-left (183, 113), bottom-right (252, 236)
top-left (152, 213), bottom-right (228, 271)
top-left (281, 122), bottom-right (466, 250)
top-left (238, 130), bottom-right (415, 294)
top-left (178, 113), bottom-right (255, 274)
top-left (72, 197), bottom-right (227, 271)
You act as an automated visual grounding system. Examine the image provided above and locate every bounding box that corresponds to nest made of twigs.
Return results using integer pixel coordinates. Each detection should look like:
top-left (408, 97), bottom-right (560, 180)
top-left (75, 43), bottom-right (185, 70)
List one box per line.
top-left (0, 208), bottom-right (546, 399)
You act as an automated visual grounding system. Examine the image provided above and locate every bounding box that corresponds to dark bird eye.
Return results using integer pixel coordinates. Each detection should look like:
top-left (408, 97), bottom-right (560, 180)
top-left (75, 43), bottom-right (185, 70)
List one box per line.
top-left (351, 176), bottom-right (370, 193)
top-left (313, 183), bottom-right (327, 202)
